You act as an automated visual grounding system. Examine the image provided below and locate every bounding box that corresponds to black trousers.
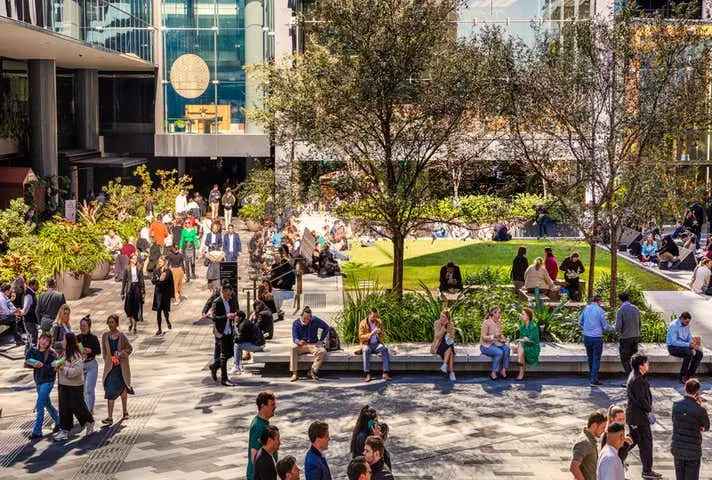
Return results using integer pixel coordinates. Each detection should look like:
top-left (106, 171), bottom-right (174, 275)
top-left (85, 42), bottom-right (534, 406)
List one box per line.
top-left (0, 314), bottom-right (22, 343)
top-left (668, 346), bottom-right (704, 380)
top-left (629, 422), bottom-right (654, 474)
top-left (674, 456), bottom-right (701, 480)
top-left (156, 308), bottom-right (170, 331)
top-left (58, 384), bottom-right (94, 431)
top-left (565, 279), bottom-right (581, 301)
top-left (619, 337), bottom-right (639, 379)
top-left (211, 334), bottom-right (234, 381)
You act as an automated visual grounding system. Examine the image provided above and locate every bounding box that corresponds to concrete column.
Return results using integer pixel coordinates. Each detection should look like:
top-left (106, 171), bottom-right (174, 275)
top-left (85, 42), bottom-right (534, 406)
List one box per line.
top-left (28, 59), bottom-right (58, 179)
top-left (77, 69), bottom-right (99, 150)
top-left (177, 156), bottom-right (186, 176)
top-left (153, 0), bottom-right (165, 134)
top-left (244, 0), bottom-right (264, 134)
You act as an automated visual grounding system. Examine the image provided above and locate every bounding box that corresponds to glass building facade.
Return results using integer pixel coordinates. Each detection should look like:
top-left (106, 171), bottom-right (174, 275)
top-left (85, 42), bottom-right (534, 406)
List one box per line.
top-left (161, 0), bottom-right (275, 135)
top-left (1, 0), bottom-right (154, 61)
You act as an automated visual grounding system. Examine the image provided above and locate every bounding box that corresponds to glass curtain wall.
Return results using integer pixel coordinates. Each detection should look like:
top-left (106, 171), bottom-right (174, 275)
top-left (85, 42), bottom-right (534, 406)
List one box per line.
top-left (162, 0), bottom-right (273, 134)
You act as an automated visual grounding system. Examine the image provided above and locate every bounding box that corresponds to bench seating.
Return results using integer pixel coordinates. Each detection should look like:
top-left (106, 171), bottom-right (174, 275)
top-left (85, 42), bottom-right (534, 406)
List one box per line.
top-left (253, 342), bottom-right (712, 375)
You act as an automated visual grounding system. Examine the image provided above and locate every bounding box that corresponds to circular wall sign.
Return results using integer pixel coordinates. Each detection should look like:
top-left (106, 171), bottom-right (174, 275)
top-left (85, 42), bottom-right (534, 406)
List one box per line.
top-left (170, 54), bottom-right (210, 99)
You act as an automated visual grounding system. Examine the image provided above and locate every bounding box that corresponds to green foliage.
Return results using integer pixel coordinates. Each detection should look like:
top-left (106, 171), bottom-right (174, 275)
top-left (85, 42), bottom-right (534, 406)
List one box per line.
top-left (240, 203), bottom-right (267, 222)
top-left (31, 218), bottom-right (110, 274)
top-left (152, 168), bottom-right (193, 216)
top-left (458, 195), bottom-right (508, 225)
top-left (594, 272), bottom-right (646, 308)
top-left (0, 198), bottom-right (34, 245)
top-left (102, 178), bottom-right (143, 222)
top-left (239, 167), bottom-right (274, 222)
top-left (462, 266), bottom-right (510, 286)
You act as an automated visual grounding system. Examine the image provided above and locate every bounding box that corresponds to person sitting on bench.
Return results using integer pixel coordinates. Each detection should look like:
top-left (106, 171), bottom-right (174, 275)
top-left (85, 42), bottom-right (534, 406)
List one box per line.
top-left (658, 235), bottom-right (679, 268)
top-left (639, 235), bottom-right (658, 264)
top-left (439, 261), bottom-right (463, 293)
top-left (523, 257), bottom-right (560, 300)
top-left (290, 306), bottom-right (329, 382)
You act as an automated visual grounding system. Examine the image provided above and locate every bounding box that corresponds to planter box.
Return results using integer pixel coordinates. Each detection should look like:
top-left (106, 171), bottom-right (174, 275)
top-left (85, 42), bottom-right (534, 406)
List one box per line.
top-left (56, 271), bottom-right (88, 301)
top-left (245, 220), bottom-right (261, 232)
top-left (89, 260), bottom-right (110, 281)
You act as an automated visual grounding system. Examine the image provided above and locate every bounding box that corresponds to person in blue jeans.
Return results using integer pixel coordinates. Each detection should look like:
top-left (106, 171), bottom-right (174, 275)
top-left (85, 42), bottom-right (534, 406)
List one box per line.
top-left (25, 333), bottom-right (60, 439)
top-left (579, 295), bottom-right (613, 386)
top-left (667, 311), bottom-right (704, 384)
top-left (358, 309), bottom-right (391, 382)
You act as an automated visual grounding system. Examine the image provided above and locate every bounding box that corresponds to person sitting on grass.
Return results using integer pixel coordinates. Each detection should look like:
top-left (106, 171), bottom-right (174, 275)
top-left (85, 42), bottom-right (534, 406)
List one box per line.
top-left (523, 257), bottom-right (559, 300)
top-left (640, 235), bottom-right (658, 264)
top-left (515, 307), bottom-right (540, 381)
top-left (430, 310), bottom-right (456, 382)
top-left (480, 306), bottom-right (510, 381)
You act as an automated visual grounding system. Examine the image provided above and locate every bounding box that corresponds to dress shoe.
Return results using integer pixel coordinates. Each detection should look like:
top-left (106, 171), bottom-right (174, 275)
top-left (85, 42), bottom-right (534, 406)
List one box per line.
top-left (209, 365), bottom-right (218, 382)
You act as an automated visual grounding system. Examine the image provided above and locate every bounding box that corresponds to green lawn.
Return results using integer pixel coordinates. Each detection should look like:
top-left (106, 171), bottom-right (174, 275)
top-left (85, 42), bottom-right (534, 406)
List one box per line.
top-left (344, 239), bottom-right (681, 291)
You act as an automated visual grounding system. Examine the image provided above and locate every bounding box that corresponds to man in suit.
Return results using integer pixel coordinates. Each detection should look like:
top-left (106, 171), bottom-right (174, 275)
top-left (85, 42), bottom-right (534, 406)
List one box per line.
top-left (208, 283), bottom-right (237, 386)
top-left (204, 223), bottom-right (223, 253)
top-left (223, 224), bottom-right (242, 263)
top-left (35, 278), bottom-right (66, 333)
top-left (21, 278), bottom-right (39, 347)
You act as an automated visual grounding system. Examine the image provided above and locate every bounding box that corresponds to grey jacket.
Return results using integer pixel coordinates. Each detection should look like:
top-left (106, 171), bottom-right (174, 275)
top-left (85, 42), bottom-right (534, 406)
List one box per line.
top-left (615, 302), bottom-right (640, 339)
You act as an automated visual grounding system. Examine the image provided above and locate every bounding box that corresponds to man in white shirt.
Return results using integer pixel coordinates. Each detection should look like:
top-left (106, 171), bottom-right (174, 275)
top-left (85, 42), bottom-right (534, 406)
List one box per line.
top-left (0, 283), bottom-right (22, 345)
top-left (175, 190), bottom-right (188, 215)
top-left (597, 423), bottom-right (626, 480)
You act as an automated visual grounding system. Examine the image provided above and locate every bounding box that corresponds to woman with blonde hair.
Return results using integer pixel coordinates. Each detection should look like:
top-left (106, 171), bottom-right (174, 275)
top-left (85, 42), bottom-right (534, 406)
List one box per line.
top-left (431, 309), bottom-right (456, 381)
top-left (480, 306), bottom-right (510, 380)
top-left (523, 257), bottom-right (559, 300)
top-left (50, 304), bottom-right (72, 354)
top-left (515, 307), bottom-right (540, 380)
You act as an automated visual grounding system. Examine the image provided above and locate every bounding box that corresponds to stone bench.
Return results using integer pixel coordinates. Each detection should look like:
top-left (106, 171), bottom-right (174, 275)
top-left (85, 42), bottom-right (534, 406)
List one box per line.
top-left (253, 342), bottom-right (712, 375)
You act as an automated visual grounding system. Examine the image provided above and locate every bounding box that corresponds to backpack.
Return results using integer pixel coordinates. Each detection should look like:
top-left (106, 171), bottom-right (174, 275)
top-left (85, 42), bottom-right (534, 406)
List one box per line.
top-left (326, 326), bottom-right (341, 352)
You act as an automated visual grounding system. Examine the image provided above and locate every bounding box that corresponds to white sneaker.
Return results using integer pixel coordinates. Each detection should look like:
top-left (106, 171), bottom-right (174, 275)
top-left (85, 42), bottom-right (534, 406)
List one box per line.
top-left (54, 430), bottom-right (69, 441)
top-left (449, 372), bottom-right (456, 382)
top-left (231, 366), bottom-right (242, 375)
top-left (439, 363), bottom-right (448, 374)
top-left (84, 422), bottom-right (95, 436)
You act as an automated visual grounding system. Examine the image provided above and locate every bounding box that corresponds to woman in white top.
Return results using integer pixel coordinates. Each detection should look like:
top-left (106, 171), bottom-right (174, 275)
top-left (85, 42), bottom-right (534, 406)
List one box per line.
top-left (690, 258), bottom-right (711, 294)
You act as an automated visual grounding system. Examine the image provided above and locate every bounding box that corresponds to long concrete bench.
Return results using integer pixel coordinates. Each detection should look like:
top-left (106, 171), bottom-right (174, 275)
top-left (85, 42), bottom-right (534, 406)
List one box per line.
top-left (253, 342), bottom-right (712, 375)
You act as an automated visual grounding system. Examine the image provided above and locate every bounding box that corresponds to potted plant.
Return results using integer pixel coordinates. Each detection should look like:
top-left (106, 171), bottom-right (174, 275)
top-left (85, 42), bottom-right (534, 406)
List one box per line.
top-left (78, 201), bottom-right (112, 281)
top-left (240, 203), bottom-right (266, 231)
top-left (37, 219), bottom-right (111, 300)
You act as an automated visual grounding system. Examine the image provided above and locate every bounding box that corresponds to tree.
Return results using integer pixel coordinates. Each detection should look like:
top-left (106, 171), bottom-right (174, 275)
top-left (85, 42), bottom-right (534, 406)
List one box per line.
top-left (251, 0), bottom-right (505, 298)
top-left (505, 6), bottom-right (710, 305)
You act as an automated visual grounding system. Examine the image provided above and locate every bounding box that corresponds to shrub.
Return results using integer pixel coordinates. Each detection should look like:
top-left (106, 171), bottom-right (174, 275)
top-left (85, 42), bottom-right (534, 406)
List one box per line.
top-left (594, 272), bottom-right (647, 308)
top-left (462, 266), bottom-right (510, 286)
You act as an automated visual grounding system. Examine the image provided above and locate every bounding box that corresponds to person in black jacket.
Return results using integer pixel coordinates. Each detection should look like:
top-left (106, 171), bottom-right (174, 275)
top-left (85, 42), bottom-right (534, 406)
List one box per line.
top-left (208, 284), bottom-right (237, 386)
top-left (252, 299), bottom-right (274, 340)
top-left (151, 257), bottom-right (174, 336)
top-left (363, 436), bottom-right (394, 480)
top-left (659, 235), bottom-right (680, 268)
top-left (121, 254), bottom-right (145, 335)
top-left (672, 378), bottom-right (710, 480)
top-left (510, 247), bottom-right (529, 290)
top-left (232, 310), bottom-right (265, 374)
top-left (626, 354), bottom-right (661, 480)
top-left (560, 252), bottom-right (585, 301)
top-left (35, 278), bottom-right (66, 332)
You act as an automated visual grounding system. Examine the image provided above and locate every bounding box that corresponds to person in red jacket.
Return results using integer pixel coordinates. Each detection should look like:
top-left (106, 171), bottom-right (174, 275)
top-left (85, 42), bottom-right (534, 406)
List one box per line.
top-left (544, 247), bottom-right (558, 281)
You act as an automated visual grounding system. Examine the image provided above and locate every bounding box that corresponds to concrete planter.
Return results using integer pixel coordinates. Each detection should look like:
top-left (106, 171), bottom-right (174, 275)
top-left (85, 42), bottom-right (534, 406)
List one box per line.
top-left (89, 260), bottom-right (110, 281)
top-left (56, 271), bottom-right (87, 301)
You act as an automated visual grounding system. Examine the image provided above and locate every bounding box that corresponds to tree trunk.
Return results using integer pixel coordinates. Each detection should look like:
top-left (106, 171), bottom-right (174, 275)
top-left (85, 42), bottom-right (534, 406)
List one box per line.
top-left (609, 225), bottom-right (619, 310)
top-left (453, 180), bottom-right (460, 207)
top-left (392, 231), bottom-right (405, 300)
top-left (587, 240), bottom-right (596, 301)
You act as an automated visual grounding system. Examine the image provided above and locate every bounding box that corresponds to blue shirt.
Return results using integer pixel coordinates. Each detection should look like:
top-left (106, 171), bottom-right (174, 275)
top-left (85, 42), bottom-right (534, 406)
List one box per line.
top-left (305, 445), bottom-right (332, 480)
top-left (579, 303), bottom-right (610, 338)
top-left (667, 318), bottom-right (692, 348)
top-left (292, 317), bottom-right (330, 344)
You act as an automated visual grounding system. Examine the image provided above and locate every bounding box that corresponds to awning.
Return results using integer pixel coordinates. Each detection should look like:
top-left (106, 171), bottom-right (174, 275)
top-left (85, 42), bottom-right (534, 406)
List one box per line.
top-left (69, 156), bottom-right (148, 169)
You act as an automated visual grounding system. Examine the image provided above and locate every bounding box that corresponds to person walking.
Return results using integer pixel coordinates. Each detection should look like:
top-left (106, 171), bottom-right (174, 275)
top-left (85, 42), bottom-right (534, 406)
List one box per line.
top-left (597, 423), bottom-right (626, 480)
top-left (21, 278), bottom-right (39, 348)
top-left (305, 421), bottom-right (332, 480)
top-left (25, 333), bottom-right (60, 439)
top-left (510, 246), bottom-right (529, 290)
top-left (152, 257), bottom-right (175, 335)
top-left (209, 185), bottom-right (221, 221)
top-left (254, 426), bottom-right (281, 480)
top-left (222, 187), bottom-right (236, 226)
top-left (626, 353), bottom-right (662, 479)
top-left (54, 332), bottom-right (95, 440)
top-left (347, 457), bottom-right (371, 480)
top-left (223, 223), bottom-right (242, 263)
top-left (36, 278), bottom-right (66, 332)
top-left (667, 312), bottom-right (704, 384)
top-left (515, 307), bottom-right (540, 381)
top-left (671, 378), bottom-right (710, 480)
top-left (50, 304), bottom-right (73, 354)
top-left (166, 245), bottom-right (185, 304)
top-left (77, 315), bottom-right (100, 414)
top-left (277, 456), bottom-right (301, 480)
top-left (570, 411), bottom-right (607, 480)
top-left (247, 391), bottom-right (278, 480)
top-left (480, 306), bottom-right (510, 381)
top-left (179, 220), bottom-right (199, 282)
top-left (363, 436), bottom-right (394, 480)
top-left (615, 292), bottom-right (640, 382)
top-left (101, 314), bottom-right (134, 426)
top-left (208, 284), bottom-right (237, 386)
top-left (121, 254), bottom-right (145, 335)
top-left (358, 309), bottom-right (392, 382)
top-left (579, 295), bottom-right (612, 386)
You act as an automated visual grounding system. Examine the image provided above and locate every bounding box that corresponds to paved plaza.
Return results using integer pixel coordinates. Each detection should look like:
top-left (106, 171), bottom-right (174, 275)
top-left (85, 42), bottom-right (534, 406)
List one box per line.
top-left (2, 238), bottom-right (712, 479)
